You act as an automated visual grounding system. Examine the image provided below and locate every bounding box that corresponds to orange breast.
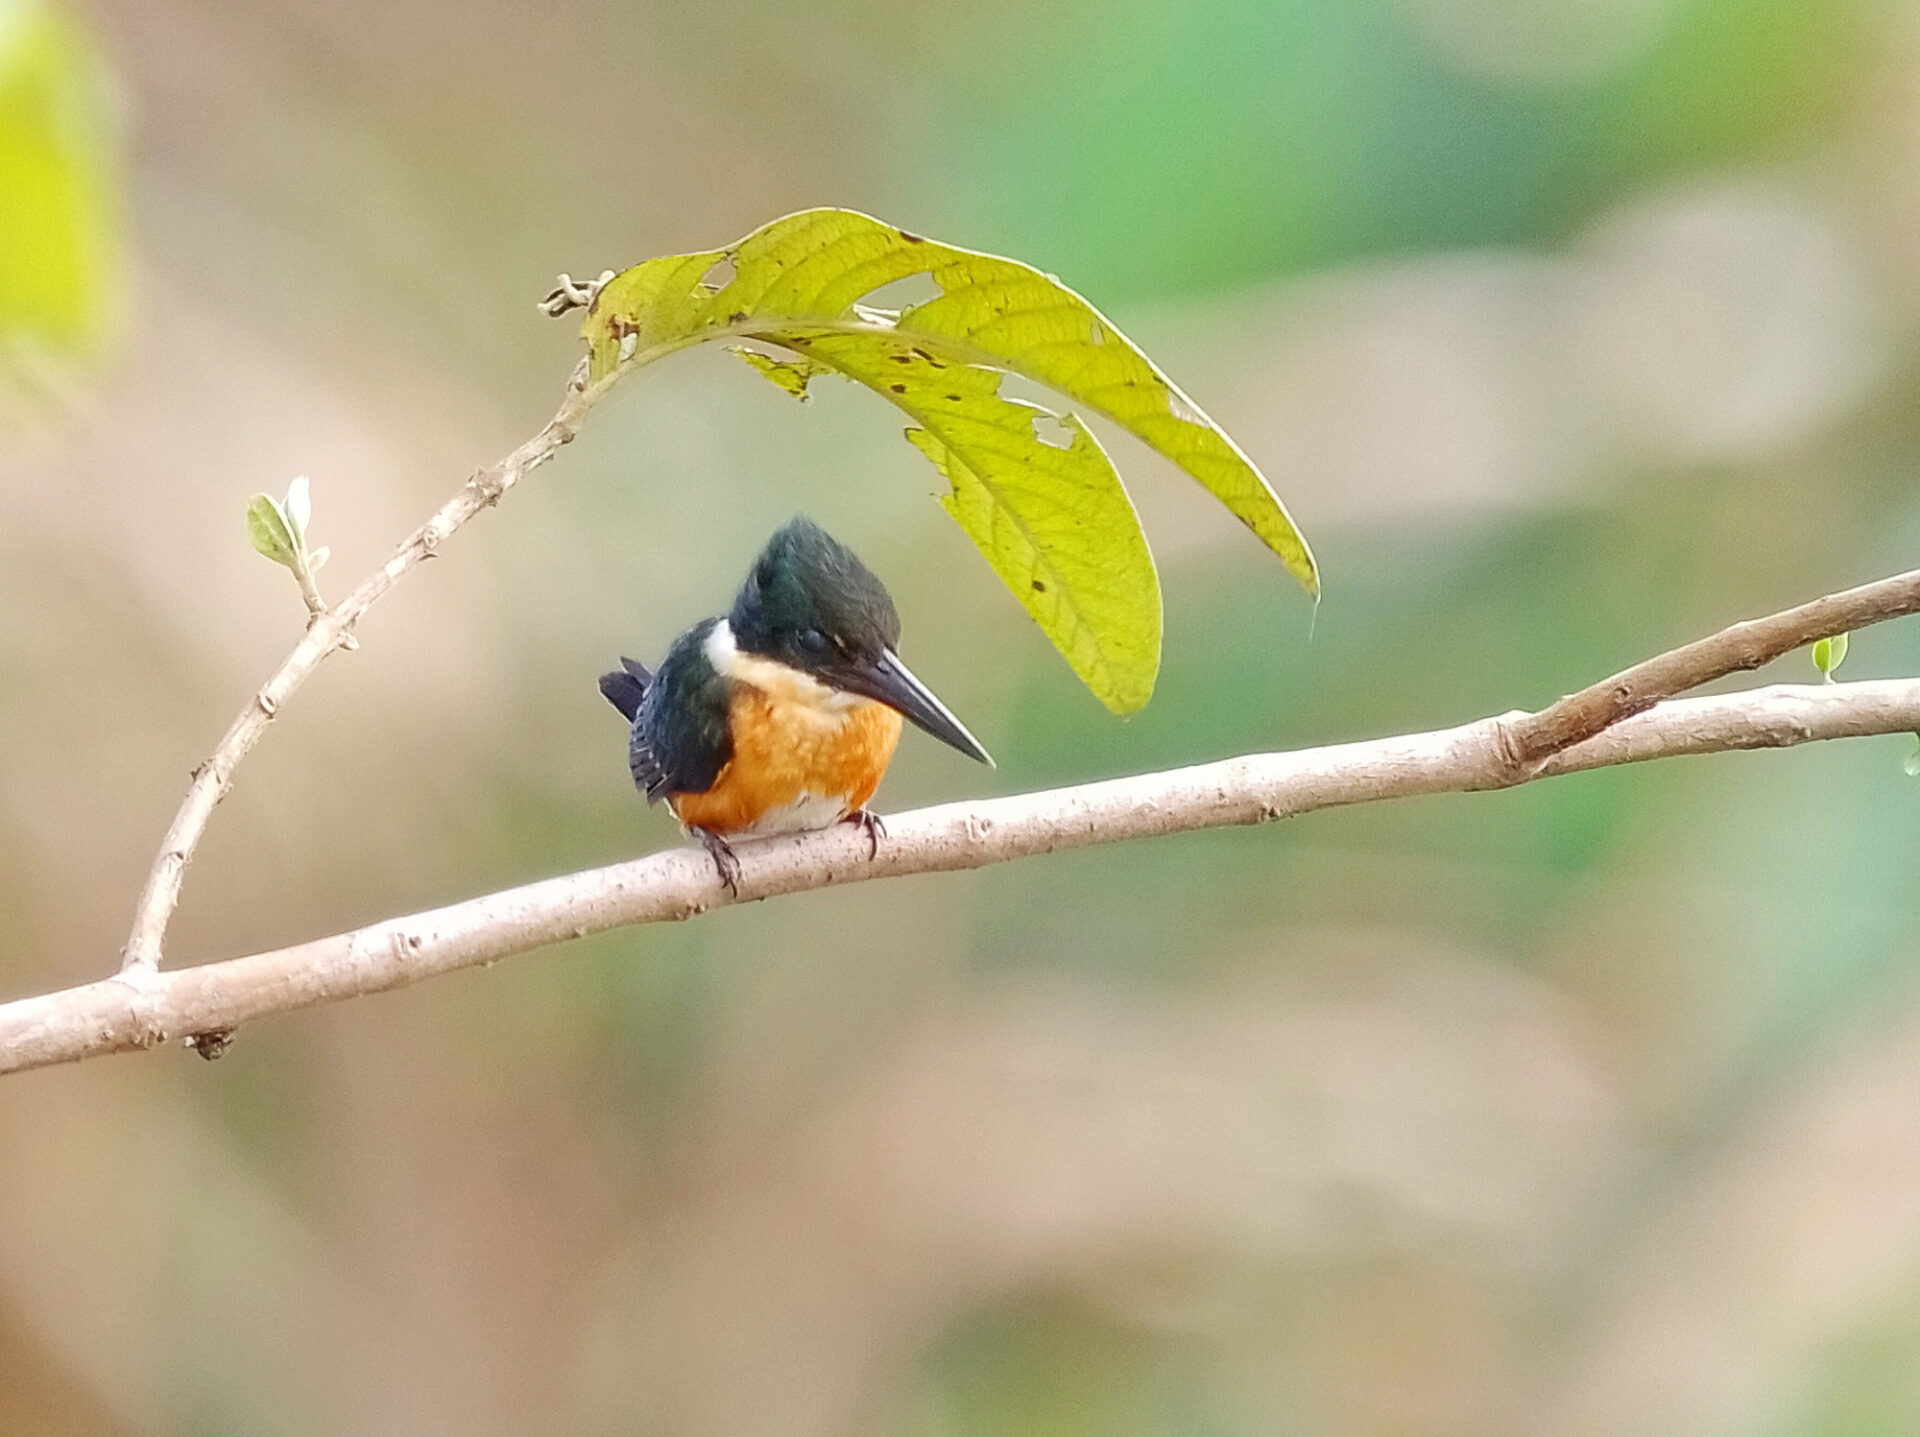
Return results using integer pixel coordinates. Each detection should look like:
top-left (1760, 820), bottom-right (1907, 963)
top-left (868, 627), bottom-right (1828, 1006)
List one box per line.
top-left (667, 685), bottom-right (903, 836)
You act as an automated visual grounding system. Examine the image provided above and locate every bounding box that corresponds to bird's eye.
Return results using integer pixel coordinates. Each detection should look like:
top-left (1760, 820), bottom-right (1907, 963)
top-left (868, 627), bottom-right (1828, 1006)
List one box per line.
top-left (798, 628), bottom-right (828, 654)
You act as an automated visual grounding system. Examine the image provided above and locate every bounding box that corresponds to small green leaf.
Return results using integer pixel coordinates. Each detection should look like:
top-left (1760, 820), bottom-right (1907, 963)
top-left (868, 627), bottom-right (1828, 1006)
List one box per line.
top-left (579, 209), bottom-right (1318, 712)
top-left (728, 345), bottom-right (829, 401)
top-left (1813, 632), bottom-right (1848, 679)
top-left (246, 493), bottom-right (296, 567)
top-left (1904, 736), bottom-right (1920, 778)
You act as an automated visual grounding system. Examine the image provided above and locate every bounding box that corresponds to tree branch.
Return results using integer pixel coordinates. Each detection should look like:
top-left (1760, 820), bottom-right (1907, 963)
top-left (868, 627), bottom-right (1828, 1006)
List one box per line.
top-left (118, 359), bottom-right (608, 977)
top-left (1508, 566), bottom-right (1920, 763)
top-left (7, 676), bottom-right (1917, 1078)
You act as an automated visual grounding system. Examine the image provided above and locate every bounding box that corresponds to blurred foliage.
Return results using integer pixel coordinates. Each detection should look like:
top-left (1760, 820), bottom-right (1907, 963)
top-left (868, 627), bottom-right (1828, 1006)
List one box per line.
top-left (1798, 1295), bottom-right (1920, 1437)
top-left (910, 1299), bottom-right (1226, 1437)
top-left (904, 0), bottom-right (1873, 300)
top-left (0, 0), bottom-right (117, 388)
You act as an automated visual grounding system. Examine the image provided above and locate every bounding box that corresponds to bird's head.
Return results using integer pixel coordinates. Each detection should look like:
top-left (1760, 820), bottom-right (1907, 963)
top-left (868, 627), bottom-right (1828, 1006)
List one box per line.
top-left (729, 517), bottom-right (993, 766)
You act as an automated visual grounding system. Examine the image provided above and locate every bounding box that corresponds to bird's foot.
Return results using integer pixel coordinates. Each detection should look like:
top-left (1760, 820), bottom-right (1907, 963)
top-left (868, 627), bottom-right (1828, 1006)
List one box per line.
top-left (843, 808), bottom-right (885, 859)
top-left (691, 827), bottom-right (741, 896)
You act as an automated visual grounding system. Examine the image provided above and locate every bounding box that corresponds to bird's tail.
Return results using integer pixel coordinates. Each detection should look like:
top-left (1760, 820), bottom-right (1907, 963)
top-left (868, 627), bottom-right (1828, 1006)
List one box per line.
top-left (597, 656), bottom-right (652, 721)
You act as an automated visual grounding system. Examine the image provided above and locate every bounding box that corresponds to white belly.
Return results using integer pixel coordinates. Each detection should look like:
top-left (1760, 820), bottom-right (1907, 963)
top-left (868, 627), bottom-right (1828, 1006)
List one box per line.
top-left (735, 790), bottom-right (853, 836)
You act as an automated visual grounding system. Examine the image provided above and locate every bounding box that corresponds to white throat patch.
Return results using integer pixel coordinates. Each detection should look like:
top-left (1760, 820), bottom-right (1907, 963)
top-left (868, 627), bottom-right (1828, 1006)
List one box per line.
top-left (704, 620), bottom-right (864, 713)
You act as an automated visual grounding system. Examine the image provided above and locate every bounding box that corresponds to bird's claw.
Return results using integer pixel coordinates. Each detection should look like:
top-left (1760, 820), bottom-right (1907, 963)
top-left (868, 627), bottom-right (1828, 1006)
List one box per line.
top-left (844, 808), bottom-right (885, 859)
top-left (693, 827), bottom-right (741, 896)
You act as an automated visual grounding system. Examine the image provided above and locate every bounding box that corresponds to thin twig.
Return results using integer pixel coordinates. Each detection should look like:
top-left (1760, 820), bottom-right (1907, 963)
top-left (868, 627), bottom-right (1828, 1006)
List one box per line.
top-left (117, 359), bottom-right (608, 977)
top-left (1507, 567), bottom-right (1920, 765)
top-left (289, 553), bottom-right (328, 625)
top-left (8, 677), bottom-right (1916, 1078)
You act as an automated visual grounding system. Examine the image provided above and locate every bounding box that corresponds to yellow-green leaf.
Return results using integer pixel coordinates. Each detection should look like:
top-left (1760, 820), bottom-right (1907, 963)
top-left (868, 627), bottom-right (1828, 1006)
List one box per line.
top-left (0, 0), bottom-right (119, 376)
top-left (773, 329), bottom-right (1161, 711)
top-left (911, 410), bottom-right (1159, 713)
top-left (580, 208), bottom-right (1317, 712)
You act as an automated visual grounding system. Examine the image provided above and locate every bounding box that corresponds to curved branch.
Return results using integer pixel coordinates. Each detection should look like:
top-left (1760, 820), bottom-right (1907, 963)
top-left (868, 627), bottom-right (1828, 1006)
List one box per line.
top-left (118, 360), bottom-right (610, 976)
top-left (1508, 566), bottom-right (1920, 763)
top-left (9, 678), bottom-right (1918, 1078)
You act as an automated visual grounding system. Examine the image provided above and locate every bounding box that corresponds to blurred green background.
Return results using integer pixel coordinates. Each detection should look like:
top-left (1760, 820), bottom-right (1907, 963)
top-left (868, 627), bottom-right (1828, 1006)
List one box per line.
top-left (5, 0), bottom-right (1920, 1432)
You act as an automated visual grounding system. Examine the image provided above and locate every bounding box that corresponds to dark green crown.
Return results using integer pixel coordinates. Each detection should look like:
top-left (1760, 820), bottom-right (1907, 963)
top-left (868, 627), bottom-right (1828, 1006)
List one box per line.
top-left (729, 517), bottom-right (901, 665)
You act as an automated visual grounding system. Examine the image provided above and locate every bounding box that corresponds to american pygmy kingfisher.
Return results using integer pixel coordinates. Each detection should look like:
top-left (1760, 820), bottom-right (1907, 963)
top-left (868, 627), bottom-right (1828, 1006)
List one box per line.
top-left (599, 516), bottom-right (993, 891)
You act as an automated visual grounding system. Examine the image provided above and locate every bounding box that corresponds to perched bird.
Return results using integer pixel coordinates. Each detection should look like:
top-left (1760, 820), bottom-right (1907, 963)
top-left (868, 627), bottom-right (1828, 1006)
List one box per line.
top-left (600, 517), bottom-right (993, 891)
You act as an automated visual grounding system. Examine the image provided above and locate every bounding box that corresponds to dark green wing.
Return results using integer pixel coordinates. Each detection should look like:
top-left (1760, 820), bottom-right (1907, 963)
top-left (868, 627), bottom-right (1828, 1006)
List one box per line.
top-left (633, 617), bottom-right (733, 800)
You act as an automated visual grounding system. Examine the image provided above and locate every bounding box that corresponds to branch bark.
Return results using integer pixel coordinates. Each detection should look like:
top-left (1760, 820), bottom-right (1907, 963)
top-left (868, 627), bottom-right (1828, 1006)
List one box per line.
top-left (1508, 566), bottom-right (1920, 762)
top-left (118, 360), bottom-right (608, 977)
top-left (7, 677), bottom-right (1918, 1078)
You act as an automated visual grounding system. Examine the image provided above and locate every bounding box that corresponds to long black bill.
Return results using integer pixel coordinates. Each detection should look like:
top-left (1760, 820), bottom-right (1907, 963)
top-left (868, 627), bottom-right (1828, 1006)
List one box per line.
top-left (844, 649), bottom-right (995, 767)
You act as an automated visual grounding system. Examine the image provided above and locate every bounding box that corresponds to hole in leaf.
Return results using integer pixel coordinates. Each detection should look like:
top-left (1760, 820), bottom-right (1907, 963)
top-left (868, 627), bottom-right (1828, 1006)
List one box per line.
top-left (1166, 389), bottom-right (1206, 426)
top-left (698, 256), bottom-right (737, 293)
top-left (1088, 320), bottom-right (1106, 346)
top-left (855, 272), bottom-right (942, 315)
top-left (1030, 412), bottom-right (1075, 450)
